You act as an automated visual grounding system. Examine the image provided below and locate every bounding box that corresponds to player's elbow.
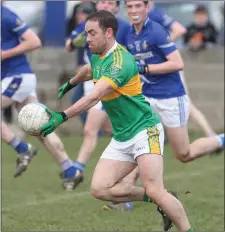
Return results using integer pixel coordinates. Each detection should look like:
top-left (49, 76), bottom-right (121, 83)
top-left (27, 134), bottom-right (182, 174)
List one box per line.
top-left (181, 27), bottom-right (187, 36)
top-left (177, 60), bottom-right (184, 71)
top-left (32, 37), bottom-right (42, 50)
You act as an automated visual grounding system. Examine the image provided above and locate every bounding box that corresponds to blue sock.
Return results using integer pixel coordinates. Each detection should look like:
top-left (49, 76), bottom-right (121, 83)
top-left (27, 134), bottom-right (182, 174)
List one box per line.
top-left (125, 202), bottom-right (134, 209)
top-left (74, 161), bottom-right (86, 172)
top-left (60, 159), bottom-right (77, 179)
top-left (216, 133), bottom-right (225, 148)
top-left (8, 137), bottom-right (28, 155)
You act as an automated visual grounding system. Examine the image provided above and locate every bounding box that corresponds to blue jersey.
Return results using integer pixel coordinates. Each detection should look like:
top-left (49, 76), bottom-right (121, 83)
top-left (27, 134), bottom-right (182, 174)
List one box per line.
top-left (148, 6), bottom-right (175, 31)
top-left (1, 6), bottom-right (33, 79)
top-left (126, 18), bottom-right (185, 99)
top-left (69, 16), bottom-right (131, 64)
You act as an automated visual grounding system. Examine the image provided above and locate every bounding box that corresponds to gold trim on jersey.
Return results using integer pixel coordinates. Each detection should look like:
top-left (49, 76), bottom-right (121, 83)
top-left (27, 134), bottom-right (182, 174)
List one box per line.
top-left (101, 74), bottom-right (142, 101)
top-left (113, 47), bottom-right (123, 69)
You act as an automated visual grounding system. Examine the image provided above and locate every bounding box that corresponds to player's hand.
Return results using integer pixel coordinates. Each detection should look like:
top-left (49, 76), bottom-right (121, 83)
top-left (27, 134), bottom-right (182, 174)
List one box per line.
top-left (71, 32), bottom-right (86, 48)
top-left (137, 64), bottom-right (149, 74)
top-left (65, 39), bottom-right (74, 52)
top-left (41, 108), bottom-right (68, 137)
top-left (58, 78), bottom-right (77, 99)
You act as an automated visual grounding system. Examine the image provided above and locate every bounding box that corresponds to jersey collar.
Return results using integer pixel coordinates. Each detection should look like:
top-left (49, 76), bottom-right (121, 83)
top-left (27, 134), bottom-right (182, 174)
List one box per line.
top-left (99, 41), bottom-right (118, 59)
top-left (131, 17), bottom-right (150, 34)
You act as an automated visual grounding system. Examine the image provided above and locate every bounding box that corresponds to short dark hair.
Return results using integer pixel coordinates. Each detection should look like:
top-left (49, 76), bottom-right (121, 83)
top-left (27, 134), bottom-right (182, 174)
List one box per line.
top-left (195, 5), bottom-right (208, 14)
top-left (86, 10), bottom-right (118, 37)
top-left (125, 0), bottom-right (149, 6)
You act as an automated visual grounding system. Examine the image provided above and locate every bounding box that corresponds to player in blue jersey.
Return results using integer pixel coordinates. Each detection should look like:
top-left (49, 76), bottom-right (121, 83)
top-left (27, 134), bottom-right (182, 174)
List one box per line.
top-left (62, 1), bottom-right (132, 191)
top-left (148, 0), bottom-right (216, 138)
top-left (1, 5), bottom-right (78, 183)
top-left (103, 1), bottom-right (224, 219)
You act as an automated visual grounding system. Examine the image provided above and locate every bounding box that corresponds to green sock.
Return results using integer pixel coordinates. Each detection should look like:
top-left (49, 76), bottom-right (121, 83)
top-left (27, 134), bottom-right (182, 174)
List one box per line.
top-left (185, 228), bottom-right (193, 232)
top-left (143, 192), bottom-right (153, 203)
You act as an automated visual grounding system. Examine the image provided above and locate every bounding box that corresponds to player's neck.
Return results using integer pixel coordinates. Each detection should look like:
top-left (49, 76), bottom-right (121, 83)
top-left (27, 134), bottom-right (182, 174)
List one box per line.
top-left (100, 39), bottom-right (116, 57)
top-left (134, 21), bottom-right (145, 35)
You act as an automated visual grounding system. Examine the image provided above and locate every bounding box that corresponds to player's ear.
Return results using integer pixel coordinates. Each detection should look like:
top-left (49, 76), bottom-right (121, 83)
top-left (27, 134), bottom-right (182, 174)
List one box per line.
top-left (145, 1), bottom-right (151, 12)
top-left (106, 28), bottom-right (114, 39)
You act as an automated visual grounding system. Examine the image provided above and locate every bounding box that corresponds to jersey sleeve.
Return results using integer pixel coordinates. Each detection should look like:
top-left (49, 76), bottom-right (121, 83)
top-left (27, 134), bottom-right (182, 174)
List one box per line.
top-left (6, 10), bottom-right (29, 36)
top-left (153, 24), bottom-right (177, 57)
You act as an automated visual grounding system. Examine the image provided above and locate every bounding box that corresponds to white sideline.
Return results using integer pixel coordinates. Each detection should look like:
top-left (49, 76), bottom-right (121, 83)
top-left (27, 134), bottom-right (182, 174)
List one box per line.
top-left (2, 165), bottom-right (223, 212)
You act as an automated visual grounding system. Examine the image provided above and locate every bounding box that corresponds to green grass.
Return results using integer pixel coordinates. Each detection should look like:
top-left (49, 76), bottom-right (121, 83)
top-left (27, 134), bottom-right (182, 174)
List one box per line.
top-left (2, 135), bottom-right (224, 231)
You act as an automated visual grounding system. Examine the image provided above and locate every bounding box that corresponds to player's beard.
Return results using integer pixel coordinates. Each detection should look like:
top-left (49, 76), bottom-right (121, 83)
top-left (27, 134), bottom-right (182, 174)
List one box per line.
top-left (92, 40), bottom-right (107, 56)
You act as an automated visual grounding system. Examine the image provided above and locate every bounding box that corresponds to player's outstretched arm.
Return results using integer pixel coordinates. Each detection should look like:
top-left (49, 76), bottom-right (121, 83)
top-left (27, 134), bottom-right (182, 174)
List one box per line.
top-left (41, 79), bottom-right (113, 137)
top-left (1, 29), bottom-right (41, 61)
top-left (58, 64), bottom-right (92, 99)
top-left (169, 21), bottom-right (187, 42)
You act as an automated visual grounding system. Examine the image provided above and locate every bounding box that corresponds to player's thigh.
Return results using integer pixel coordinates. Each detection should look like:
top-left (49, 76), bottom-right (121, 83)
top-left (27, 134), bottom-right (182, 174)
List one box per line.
top-left (137, 154), bottom-right (164, 192)
top-left (84, 107), bottom-right (108, 134)
top-left (91, 158), bottom-right (136, 191)
top-left (134, 124), bottom-right (165, 191)
top-left (92, 136), bottom-right (139, 190)
top-left (166, 125), bottom-right (190, 157)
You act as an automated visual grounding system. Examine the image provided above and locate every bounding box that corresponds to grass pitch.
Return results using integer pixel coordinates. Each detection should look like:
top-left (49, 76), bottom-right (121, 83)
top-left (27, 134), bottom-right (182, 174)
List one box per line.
top-left (2, 135), bottom-right (224, 231)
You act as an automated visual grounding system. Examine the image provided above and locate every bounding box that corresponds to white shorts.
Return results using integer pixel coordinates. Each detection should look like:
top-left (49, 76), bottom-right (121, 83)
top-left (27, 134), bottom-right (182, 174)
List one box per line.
top-left (100, 123), bottom-right (164, 164)
top-left (145, 95), bottom-right (190, 128)
top-left (1, 74), bottom-right (37, 103)
top-left (84, 80), bottom-right (103, 110)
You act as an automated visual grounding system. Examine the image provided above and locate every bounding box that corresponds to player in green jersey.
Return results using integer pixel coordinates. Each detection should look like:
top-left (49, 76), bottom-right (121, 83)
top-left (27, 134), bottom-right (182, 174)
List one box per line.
top-left (40, 10), bottom-right (193, 232)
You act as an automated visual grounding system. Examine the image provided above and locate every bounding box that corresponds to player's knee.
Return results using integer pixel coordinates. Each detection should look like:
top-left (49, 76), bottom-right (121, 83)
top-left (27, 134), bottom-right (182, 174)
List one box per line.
top-left (83, 127), bottom-right (98, 138)
top-left (40, 133), bottom-right (65, 152)
top-left (91, 183), bottom-right (109, 200)
top-left (145, 186), bottom-right (164, 203)
top-left (175, 150), bottom-right (191, 163)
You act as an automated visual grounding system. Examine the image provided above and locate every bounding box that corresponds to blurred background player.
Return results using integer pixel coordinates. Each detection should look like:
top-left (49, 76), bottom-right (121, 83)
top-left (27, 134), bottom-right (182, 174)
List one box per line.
top-left (62, 1), bottom-right (131, 190)
top-left (148, 0), bottom-right (216, 138)
top-left (1, 4), bottom-right (77, 183)
top-left (104, 0), bottom-right (224, 212)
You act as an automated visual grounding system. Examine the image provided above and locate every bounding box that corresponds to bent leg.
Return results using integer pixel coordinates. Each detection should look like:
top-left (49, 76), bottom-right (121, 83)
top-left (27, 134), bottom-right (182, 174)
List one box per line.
top-left (167, 125), bottom-right (223, 163)
top-left (91, 159), bottom-right (142, 202)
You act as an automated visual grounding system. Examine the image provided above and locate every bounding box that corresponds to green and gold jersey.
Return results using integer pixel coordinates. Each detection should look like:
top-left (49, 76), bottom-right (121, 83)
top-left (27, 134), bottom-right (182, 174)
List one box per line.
top-left (91, 42), bottom-right (160, 142)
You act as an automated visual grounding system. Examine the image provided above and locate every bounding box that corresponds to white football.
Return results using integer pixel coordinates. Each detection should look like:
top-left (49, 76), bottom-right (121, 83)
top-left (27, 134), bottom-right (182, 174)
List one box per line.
top-left (18, 102), bottom-right (50, 136)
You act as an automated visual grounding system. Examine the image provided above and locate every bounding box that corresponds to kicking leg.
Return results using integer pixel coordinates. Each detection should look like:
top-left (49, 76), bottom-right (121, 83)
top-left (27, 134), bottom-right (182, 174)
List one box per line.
top-left (103, 167), bottom-right (139, 211)
top-left (167, 125), bottom-right (224, 163)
